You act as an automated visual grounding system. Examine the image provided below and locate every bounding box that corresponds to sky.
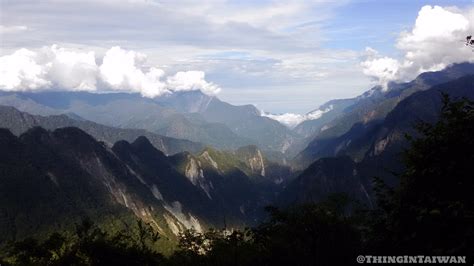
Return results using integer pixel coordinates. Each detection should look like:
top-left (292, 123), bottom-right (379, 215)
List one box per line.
top-left (1, 0), bottom-right (474, 124)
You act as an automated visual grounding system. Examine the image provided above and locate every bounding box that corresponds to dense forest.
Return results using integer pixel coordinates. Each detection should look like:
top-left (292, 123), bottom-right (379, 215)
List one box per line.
top-left (1, 95), bottom-right (473, 265)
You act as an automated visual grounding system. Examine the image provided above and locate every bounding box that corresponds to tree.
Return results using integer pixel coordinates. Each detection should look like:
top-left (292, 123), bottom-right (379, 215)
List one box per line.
top-left (1, 219), bottom-right (164, 266)
top-left (170, 194), bottom-right (361, 266)
top-left (368, 94), bottom-right (474, 255)
top-left (252, 194), bottom-right (361, 266)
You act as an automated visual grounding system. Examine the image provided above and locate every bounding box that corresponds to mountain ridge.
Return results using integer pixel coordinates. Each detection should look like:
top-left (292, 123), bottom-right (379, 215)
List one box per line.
top-left (0, 105), bottom-right (204, 155)
top-left (293, 62), bottom-right (474, 169)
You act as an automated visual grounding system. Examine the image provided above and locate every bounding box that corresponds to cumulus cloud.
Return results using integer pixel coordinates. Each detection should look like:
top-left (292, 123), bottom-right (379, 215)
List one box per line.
top-left (360, 48), bottom-right (401, 89)
top-left (0, 45), bottom-right (98, 92)
top-left (0, 45), bottom-right (220, 97)
top-left (46, 45), bottom-right (98, 91)
top-left (262, 105), bottom-right (333, 128)
top-left (167, 71), bottom-right (220, 95)
top-left (361, 5), bottom-right (474, 88)
top-left (0, 48), bottom-right (51, 91)
top-left (99, 46), bottom-right (167, 97)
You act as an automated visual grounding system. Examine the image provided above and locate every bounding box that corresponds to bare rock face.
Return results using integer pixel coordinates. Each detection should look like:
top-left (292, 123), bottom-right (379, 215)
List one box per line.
top-left (185, 156), bottom-right (213, 199)
top-left (246, 149), bottom-right (266, 177)
top-left (0, 127), bottom-right (212, 242)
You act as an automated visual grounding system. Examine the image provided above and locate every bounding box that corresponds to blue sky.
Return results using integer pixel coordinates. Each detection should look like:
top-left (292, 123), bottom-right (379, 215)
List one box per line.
top-left (324, 0), bottom-right (471, 53)
top-left (1, 0), bottom-right (474, 117)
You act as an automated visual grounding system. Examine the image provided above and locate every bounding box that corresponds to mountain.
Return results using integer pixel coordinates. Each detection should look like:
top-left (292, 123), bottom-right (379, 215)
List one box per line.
top-left (293, 98), bottom-right (357, 138)
top-left (0, 105), bottom-right (204, 155)
top-left (154, 90), bottom-right (214, 113)
top-left (0, 126), bottom-right (279, 247)
top-left (198, 98), bottom-right (299, 153)
top-left (0, 126), bottom-right (189, 247)
top-left (359, 74), bottom-right (474, 185)
top-left (280, 74), bottom-right (474, 206)
top-left (278, 156), bottom-right (372, 207)
top-left (170, 145), bottom-right (293, 186)
top-left (234, 145), bottom-right (294, 184)
top-left (168, 148), bottom-right (279, 225)
top-left (2, 58), bottom-right (474, 255)
top-left (0, 90), bottom-right (303, 155)
top-left (294, 63), bottom-right (474, 169)
top-left (114, 139), bottom-right (285, 227)
top-left (0, 91), bottom-right (253, 150)
top-left (322, 63), bottom-right (474, 138)
top-left (156, 90), bottom-right (302, 155)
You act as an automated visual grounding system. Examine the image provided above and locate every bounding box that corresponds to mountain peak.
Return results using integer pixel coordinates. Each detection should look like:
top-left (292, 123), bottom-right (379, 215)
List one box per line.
top-left (154, 90), bottom-right (214, 113)
top-left (0, 128), bottom-right (18, 145)
top-left (20, 126), bottom-right (51, 142)
top-left (130, 135), bottom-right (168, 159)
top-left (132, 135), bottom-right (154, 148)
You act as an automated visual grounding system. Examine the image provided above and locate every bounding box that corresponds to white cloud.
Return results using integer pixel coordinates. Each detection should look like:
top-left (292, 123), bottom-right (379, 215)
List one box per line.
top-left (0, 45), bottom-right (98, 92)
top-left (99, 46), bottom-right (168, 97)
top-left (166, 71), bottom-right (220, 95)
top-left (209, 2), bottom-right (306, 29)
top-left (361, 5), bottom-right (474, 87)
top-left (400, 6), bottom-right (468, 43)
top-left (0, 45), bottom-right (220, 97)
top-left (0, 48), bottom-right (50, 91)
top-left (361, 50), bottom-right (401, 89)
top-left (262, 105), bottom-right (333, 128)
top-left (1, 0), bottom-right (363, 113)
top-left (46, 45), bottom-right (98, 91)
top-left (0, 25), bottom-right (28, 34)
top-left (262, 112), bottom-right (306, 128)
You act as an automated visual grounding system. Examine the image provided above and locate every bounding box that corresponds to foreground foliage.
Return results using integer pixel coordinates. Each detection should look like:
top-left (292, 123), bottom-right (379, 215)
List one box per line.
top-left (169, 194), bottom-right (360, 266)
top-left (367, 94), bottom-right (474, 255)
top-left (0, 219), bottom-right (164, 266)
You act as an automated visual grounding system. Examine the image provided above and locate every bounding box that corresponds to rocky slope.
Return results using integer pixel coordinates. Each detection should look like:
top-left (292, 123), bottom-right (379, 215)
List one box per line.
top-left (0, 127), bottom-right (277, 246)
top-left (293, 63), bottom-right (474, 169)
top-left (280, 74), bottom-right (474, 206)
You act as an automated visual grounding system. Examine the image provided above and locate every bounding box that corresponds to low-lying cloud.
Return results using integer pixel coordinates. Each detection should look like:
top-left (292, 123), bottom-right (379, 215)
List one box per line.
top-left (262, 105), bottom-right (333, 128)
top-left (0, 45), bottom-right (220, 97)
top-left (361, 5), bottom-right (474, 88)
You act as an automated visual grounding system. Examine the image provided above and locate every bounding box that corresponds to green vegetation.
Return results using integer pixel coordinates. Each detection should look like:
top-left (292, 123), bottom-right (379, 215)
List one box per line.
top-left (1, 196), bottom-right (359, 266)
top-left (0, 219), bottom-right (165, 266)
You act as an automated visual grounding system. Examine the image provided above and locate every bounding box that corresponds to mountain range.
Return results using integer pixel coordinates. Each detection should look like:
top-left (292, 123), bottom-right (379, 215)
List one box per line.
top-left (0, 90), bottom-right (299, 159)
top-left (0, 62), bottom-right (473, 250)
top-left (0, 125), bottom-right (285, 248)
top-left (293, 62), bottom-right (474, 168)
top-left (3, 62), bottom-right (472, 164)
